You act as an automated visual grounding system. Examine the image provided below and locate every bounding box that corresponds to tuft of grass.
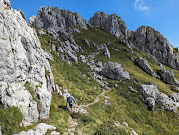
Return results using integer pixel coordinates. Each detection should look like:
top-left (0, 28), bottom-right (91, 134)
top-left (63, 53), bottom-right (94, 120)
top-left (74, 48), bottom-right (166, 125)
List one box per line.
top-left (0, 105), bottom-right (23, 135)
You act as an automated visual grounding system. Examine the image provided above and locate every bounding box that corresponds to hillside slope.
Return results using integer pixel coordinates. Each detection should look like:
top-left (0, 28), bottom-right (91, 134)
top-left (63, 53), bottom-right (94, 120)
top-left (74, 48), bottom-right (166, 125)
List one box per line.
top-left (0, 2), bottom-right (179, 135)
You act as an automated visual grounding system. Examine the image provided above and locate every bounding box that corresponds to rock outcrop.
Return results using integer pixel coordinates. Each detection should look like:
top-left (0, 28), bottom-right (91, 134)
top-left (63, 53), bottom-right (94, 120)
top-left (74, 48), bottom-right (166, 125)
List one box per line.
top-left (89, 12), bottom-right (179, 71)
top-left (55, 40), bottom-right (82, 64)
top-left (131, 26), bottom-right (179, 70)
top-left (89, 11), bottom-right (131, 38)
top-left (135, 57), bottom-right (155, 77)
top-left (0, 0), bottom-right (54, 126)
top-left (170, 93), bottom-right (179, 102)
top-left (100, 61), bottom-right (130, 81)
top-left (29, 6), bottom-right (88, 33)
top-left (157, 65), bottom-right (179, 86)
top-left (14, 123), bottom-right (58, 135)
top-left (97, 43), bottom-right (110, 58)
top-left (140, 85), bottom-right (178, 113)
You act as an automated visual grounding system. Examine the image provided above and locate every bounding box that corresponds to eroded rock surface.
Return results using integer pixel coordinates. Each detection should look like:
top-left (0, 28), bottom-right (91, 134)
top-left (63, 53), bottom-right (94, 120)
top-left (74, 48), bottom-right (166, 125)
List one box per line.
top-left (100, 61), bottom-right (130, 81)
top-left (135, 57), bottom-right (155, 77)
top-left (158, 65), bottom-right (179, 86)
top-left (97, 43), bottom-right (110, 58)
top-left (29, 6), bottom-right (88, 33)
top-left (14, 123), bottom-right (58, 135)
top-left (140, 85), bottom-right (178, 113)
top-left (89, 11), bottom-right (130, 38)
top-left (131, 26), bottom-right (179, 70)
top-left (0, 0), bottom-right (54, 126)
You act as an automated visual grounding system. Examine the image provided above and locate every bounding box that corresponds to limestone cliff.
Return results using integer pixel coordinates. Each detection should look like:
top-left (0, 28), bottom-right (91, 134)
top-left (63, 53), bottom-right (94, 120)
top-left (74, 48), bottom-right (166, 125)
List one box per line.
top-left (131, 26), bottom-right (179, 70)
top-left (29, 6), bottom-right (88, 33)
top-left (89, 11), bottom-right (131, 38)
top-left (0, 0), bottom-right (54, 126)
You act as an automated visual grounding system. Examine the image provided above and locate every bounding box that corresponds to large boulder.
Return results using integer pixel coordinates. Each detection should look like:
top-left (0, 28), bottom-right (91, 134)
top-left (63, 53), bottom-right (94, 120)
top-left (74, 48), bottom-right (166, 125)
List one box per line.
top-left (140, 85), bottom-right (178, 113)
top-left (97, 43), bottom-right (110, 58)
top-left (100, 61), bottom-right (130, 81)
top-left (135, 57), bottom-right (155, 77)
top-left (158, 66), bottom-right (179, 86)
top-left (131, 26), bottom-right (179, 70)
top-left (0, 0), bottom-right (54, 126)
top-left (89, 11), bottom-right (131, 38)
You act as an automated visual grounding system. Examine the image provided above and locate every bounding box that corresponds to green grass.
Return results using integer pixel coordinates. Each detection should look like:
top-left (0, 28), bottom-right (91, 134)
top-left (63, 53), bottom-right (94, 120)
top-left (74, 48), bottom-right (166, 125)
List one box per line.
top-left (0, 105), bottom-right (23, 135)
top-left (73, 26), bottom-right (116, 55)
top-left (34, 26), bottom-right (179, 135)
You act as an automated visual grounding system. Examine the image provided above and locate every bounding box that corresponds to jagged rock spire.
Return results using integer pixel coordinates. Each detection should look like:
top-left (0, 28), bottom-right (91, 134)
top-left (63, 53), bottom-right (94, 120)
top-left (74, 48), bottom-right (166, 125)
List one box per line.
top-left (29, 6), bottom-right (88, 33)
top-left (89, 11), bottom-right (131, 38)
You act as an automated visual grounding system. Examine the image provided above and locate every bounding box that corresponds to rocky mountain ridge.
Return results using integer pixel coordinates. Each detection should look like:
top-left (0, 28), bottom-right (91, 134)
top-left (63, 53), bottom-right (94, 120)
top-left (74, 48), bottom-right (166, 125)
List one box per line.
top-left (30, 6), bottom-right (179, 71)
top-left (0, 0), bottom-right (179, 134)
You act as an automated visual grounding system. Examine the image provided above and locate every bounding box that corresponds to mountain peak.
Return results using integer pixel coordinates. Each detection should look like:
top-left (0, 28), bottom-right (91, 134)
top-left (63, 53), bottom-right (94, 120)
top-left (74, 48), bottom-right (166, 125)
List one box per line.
top-left (89, 11), bottom-right (130, 38)
top-left (29, 6), bottom-right (88, 33)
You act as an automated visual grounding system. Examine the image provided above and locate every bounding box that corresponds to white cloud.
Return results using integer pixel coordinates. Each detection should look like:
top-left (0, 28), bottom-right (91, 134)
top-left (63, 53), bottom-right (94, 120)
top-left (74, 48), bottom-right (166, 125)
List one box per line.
top-left (134, 0), bottom-right (150, 15)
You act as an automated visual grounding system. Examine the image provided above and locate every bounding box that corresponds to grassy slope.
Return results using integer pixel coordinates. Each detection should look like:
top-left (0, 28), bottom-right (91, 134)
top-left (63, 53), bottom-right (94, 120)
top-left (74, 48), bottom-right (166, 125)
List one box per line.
top-left (4, 26), bottom-right (178, 134)
top-left (71, 27), bottom-right (179, 134)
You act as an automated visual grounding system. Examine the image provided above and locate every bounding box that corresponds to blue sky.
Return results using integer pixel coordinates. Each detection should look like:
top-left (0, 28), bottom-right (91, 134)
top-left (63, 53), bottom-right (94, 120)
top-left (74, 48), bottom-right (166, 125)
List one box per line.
top-left (11, 0), bottom-right (179, 48)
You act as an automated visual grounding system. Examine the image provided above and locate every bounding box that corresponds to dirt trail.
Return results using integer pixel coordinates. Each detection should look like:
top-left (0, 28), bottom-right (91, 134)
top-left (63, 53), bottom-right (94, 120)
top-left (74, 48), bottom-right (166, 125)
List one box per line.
top-left (82, 89), bottom-right (111, 107)
top-left (66, 89), bottom-right (111, 134)
top-left (66, 115), bottom-right (77, 135)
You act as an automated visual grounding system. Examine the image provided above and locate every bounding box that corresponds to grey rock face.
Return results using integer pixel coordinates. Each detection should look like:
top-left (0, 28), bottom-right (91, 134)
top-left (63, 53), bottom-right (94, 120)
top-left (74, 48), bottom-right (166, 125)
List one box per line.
top-left (17, 9), bottom-right (26, 20)
top-left (100, 61), bottom-right (130, 81)
top-left (51, 131), bottom-right (60, 135)
top-left (0, 0), bottom-right (54, 126)
top-left (51, 44), bottom-right (56, 51)
top-left (131, 26), bottom-right (179, 70)
top-left (140, 85), bottom-right (178, 113)
top-left (0, 0), bottom-right (11, 11)
top-left (28, 15), bottom-right (36, 26)
top-left (170, 93), bottom-right (179, 102)
top-left (135, 57), bottom-right (155, 77)
top-left (145, 97), bottom-right (155, 110)
top-left (158, 67), bottom-right (179, 86)
top-left (120, 39), bottom-right (134, 49)
top-left (97, 43), bottom-right (110, 58)
top-left (30, 6), bottom-right (88, 33)
top-left (15, 123), bottom-right (57, 135)
top-left (56, 84), bottom-right (62, 96)
top-left (84, 39), bottom-right (90, 47)
top-left (79, 55), bottom-right (87, 63)
top-left (128, 86), bottom-right (138, 93)
top-left (89, 11), bottom-right (130, 38)
top-left (38, 29), bottom-right (46, 36)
